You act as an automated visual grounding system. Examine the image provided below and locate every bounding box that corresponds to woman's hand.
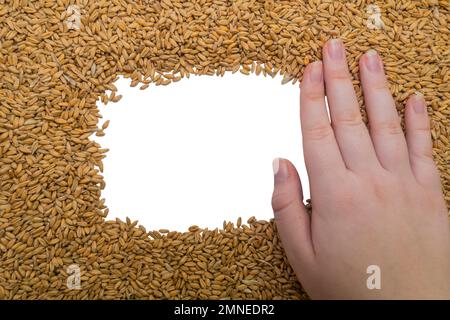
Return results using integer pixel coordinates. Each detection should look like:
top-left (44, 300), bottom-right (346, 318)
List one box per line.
top-left (271, 39), bottom-right (450, 299)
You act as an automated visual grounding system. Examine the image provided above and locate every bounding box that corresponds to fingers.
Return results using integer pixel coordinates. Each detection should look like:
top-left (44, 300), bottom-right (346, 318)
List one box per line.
top-left (405, 94), bottom-right (442, 191)
top-left (300, 61), bottom-right (346, 181)
top-left (359, 50), bottom-right (410, 174)
top-left (322, 39), bottom-right (379, 172)
top-left (272, 158), bottom-right (315, 268)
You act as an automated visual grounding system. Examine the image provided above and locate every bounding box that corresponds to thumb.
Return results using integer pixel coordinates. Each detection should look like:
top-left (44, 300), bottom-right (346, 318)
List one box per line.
top-left (271, 158), bottom-right (315, 272)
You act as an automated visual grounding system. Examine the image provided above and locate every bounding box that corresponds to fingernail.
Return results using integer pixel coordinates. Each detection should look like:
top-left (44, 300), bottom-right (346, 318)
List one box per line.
top-left (273, 158), bottom-right (289, 183)
top-left (412, 92), bottom-right (426, 114)
top-left (327, 39), bottom-right (344, 60)
top-left (365, 50), bottom-right (382, 72)
top-left (309, 61), bottom-right (323, 83)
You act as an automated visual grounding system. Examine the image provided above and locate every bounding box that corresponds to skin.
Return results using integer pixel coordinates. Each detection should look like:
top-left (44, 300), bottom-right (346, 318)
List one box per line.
top-left (271, 39), bottom-right (450, 299)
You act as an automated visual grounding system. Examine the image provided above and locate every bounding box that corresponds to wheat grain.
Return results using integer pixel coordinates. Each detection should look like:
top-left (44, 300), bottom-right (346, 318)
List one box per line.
top-left (0, 0), bottom-right (448, 300)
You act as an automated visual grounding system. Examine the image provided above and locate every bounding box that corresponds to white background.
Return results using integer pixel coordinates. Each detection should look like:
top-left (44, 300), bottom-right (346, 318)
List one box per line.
top-left (96, 73), bottom-right (309, 230)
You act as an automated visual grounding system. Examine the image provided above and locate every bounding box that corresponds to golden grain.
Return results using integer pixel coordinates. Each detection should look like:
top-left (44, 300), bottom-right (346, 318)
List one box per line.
top-left (0, 0), bottom-right (448, 300)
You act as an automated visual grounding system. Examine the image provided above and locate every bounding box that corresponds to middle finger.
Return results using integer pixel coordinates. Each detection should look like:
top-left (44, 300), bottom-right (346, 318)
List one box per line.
top-left (323, 39), bottom-right (380, 172)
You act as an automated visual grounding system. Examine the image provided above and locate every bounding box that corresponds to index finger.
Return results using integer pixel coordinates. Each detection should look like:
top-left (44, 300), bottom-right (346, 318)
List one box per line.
top-left (300, 61), bottom-right (346, 182)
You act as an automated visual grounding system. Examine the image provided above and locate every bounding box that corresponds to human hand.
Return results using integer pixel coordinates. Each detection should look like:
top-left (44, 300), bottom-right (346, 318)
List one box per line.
top-left (271, 39), bottom-right (450, 299)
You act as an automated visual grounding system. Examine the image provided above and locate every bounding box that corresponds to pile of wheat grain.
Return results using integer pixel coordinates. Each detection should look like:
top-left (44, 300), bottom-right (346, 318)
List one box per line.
top-left (0, 0), bottom-right (448, 299)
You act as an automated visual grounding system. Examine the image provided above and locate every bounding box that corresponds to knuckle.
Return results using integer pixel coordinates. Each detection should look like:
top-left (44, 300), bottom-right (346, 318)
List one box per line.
top-left (333, 113), bottom-right (364, 128)
top-left (330, 174), bottom-right (384, 209)
top-left (413, 124), bottom-right (431, 133)
top-left (326, 178), bottom-right (357, 205)
top-left (371, 119), bottom-right (403, 136)
top-left (332, 188), bottom-right (358, 209)
top-left (302, 88), bottom-right (324, 102)
top-left (370, 81), bottom-right (390, 92)
top-left (410, 147), bottom-right (434, 161)
top-left (370, 174), bottom-right (392, 201)
top-left (327, 68), bottom-right (351, 81)
top-left (369, 171), bottom-right (411, 204)
top-left (271, 191), bottom-right (297, 213)
top-left (304, 124), bottom-right (334, 141)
